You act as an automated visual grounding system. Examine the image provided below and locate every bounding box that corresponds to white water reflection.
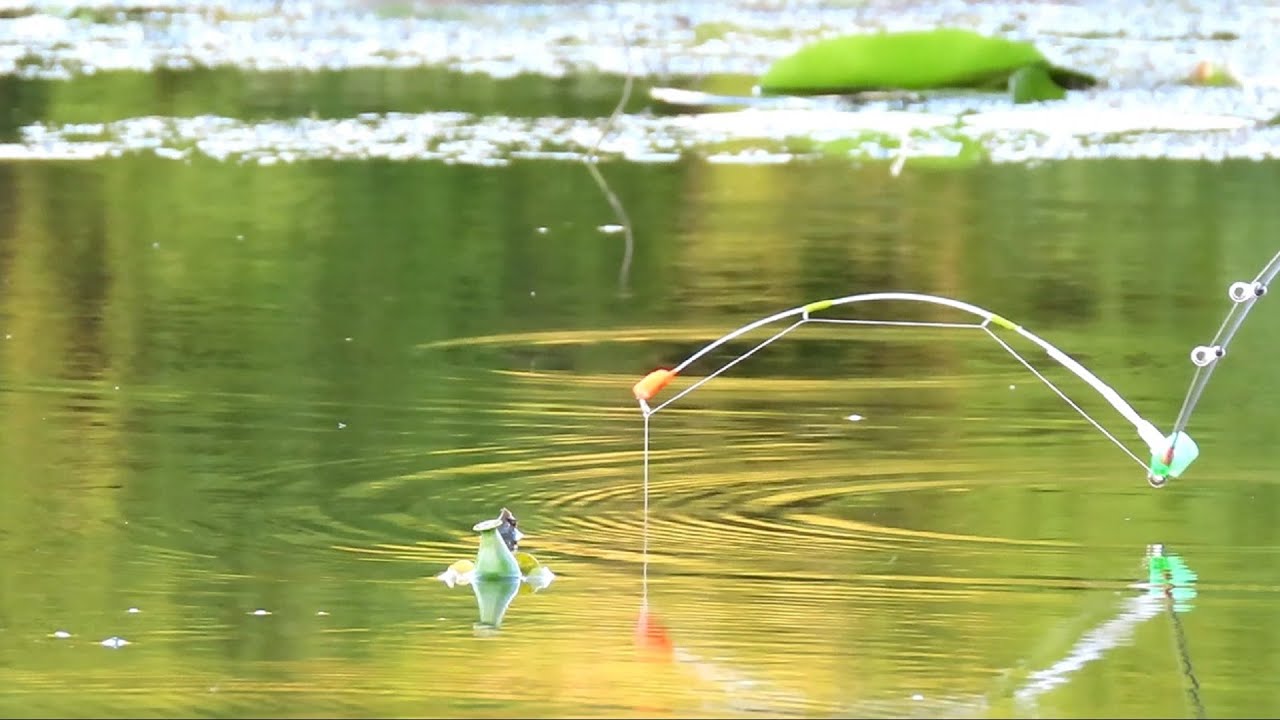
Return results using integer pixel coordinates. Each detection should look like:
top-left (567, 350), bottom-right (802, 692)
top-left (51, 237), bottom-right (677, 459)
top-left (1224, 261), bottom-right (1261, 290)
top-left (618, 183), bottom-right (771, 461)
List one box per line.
top-left (9, 104), bottom-right (1280, 167)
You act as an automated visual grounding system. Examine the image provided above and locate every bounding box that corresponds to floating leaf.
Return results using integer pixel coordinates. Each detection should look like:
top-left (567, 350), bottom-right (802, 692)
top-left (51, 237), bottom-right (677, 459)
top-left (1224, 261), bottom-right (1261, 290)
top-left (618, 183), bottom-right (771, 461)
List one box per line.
top-left (515, 551), bottom-right (541, 575)
top-left (758, 29), bottom-right (1096, 98)
top-left (1008, 65), bottom-right (1066, 104)
top-left (437, 558), bottom-right (476, 588)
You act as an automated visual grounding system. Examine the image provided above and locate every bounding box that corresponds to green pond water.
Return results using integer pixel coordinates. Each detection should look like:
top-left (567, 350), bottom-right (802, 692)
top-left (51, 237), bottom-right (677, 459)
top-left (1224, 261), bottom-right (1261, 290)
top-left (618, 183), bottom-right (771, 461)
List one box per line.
top-left (5, 26), bottom-right (1280, 720)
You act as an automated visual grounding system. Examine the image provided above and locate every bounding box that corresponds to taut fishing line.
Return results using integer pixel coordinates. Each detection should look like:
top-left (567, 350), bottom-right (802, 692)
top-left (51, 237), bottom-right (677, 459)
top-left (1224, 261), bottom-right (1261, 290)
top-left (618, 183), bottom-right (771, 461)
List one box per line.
top-left (633, 251), bottom-right (1279, 488)
top-left (588, 0), bottom-right (644, 608)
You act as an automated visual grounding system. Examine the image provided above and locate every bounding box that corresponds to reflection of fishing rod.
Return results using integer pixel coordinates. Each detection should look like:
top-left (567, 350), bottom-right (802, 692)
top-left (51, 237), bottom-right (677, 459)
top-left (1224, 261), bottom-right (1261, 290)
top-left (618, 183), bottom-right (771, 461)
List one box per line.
top-left (1151, 545), bottom-right (1206, 720)
top-left (1011, 544), bottom-right (1201, 717)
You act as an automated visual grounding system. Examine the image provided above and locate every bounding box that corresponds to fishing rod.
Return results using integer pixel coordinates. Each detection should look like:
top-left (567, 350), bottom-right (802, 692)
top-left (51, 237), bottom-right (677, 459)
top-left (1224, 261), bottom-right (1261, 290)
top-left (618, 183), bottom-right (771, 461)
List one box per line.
top-left (1158, 248), bottom-right (1280, 484)
top-left (632, 251), bottom-right (1279, 487)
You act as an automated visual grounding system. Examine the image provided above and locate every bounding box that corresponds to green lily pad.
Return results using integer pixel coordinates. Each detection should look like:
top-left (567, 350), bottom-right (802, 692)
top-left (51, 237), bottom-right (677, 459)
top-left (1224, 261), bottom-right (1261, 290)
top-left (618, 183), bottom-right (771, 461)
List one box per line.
top-left (436, 558), bottom-right (476, 588)
top-left (758, 29), bottom-right (1096, 99)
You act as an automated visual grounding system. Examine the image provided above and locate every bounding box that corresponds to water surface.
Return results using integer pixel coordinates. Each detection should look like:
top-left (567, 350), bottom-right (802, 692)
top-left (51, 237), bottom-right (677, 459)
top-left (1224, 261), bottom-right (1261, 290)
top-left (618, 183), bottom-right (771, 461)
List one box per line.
top-left (3, 4), bottom-right (1280, 719)
top-left (2, 154), bottom-right (1279, 718)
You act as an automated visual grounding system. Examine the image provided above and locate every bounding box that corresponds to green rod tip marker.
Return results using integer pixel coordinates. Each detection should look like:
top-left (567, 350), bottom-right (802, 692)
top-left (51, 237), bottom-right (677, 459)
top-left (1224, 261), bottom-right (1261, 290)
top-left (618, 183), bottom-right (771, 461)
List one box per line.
top-left (1148, 432), bottom-right (1199, 488)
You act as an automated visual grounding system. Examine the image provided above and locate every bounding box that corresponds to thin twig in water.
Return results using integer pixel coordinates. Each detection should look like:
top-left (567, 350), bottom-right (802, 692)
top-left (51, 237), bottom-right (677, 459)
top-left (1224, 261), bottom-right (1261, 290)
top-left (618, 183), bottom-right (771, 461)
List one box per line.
top-left (586, 4), bottom-right (635, 298)
top-left (891, 129), bottom-right (910, 177)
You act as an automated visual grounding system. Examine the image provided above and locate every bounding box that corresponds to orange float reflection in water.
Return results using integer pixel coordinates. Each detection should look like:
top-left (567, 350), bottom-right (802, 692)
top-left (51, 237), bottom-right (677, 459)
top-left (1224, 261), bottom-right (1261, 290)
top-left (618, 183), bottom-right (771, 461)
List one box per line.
top-left (635, 606), bottom-right (675, 661)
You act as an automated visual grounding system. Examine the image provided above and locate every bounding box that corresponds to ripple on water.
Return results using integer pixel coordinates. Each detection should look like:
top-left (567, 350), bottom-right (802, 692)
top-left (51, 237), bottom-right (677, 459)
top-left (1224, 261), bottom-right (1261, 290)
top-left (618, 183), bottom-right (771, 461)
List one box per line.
top-left (244, 329), bottom-right (1108, 584)
top-left (7, 323), bottom-right (1261, 718)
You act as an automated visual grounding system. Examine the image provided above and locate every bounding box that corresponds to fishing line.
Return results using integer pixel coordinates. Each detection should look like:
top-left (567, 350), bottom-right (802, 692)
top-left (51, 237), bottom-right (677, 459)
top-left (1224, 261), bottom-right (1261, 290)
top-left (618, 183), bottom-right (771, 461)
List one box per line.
top-left (633, 292), bottom-right (1164, 484)
top-left (634, 247), bottom-right (1280, 486)
top-left (982, 325), bottom-right (1145, 468)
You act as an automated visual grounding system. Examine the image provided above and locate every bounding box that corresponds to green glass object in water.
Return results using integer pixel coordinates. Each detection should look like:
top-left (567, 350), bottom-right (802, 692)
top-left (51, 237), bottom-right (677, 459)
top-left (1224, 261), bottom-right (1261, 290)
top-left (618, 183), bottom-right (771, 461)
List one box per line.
top-left (1148, 431), bottom-right (1199, 483)
top-left (473, 517), bottom-right (522, 579)
top-left (472, 576), bottom-right (521, 629)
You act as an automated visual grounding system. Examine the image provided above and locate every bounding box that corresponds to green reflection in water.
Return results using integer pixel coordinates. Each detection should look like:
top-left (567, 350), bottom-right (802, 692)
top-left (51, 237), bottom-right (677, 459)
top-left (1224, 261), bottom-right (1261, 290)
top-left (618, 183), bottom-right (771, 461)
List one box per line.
top-left (0, 153), bottom-right (1279, 718)
top-left (0, 67), bottom-right (644, 141)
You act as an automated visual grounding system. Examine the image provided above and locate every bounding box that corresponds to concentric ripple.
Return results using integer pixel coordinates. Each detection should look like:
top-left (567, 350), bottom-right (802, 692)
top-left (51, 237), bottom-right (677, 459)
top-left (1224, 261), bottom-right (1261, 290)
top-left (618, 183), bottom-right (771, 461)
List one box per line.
top-left (7, 320), bottom-right (1269, 718)
top-left (152, 322), bottom-right (1138, 587)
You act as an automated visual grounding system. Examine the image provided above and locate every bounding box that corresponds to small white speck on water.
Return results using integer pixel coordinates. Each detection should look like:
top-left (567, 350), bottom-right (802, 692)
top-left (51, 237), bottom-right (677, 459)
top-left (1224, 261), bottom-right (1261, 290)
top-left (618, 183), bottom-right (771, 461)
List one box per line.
top-left (597, 223), bottom-right (624, 234)
top-left (114, 385), bottom-right (120, 390)
top-left (236, 234), bottom-right (244, 241)
top-left (250, 609), bottom-right (272, 616)
top-left (51, 630), bottom-right (71, 639)
top-left (152, 242), bottom-right (159, 248)
top-left (530, 290), bottom-right (536, 297)
top-left (912, 694), bottom-right (924, 701)
top-left (847, 414), bottom-right (863, 422)
top-left (344, 337), bottom-right (352, 342)
top-left (127, 607), bottom-right (140, 614)
top-left (101, 636), bottom-right (129, 648)
top-left (316, 611), bottom-right (329, 616)
top-left (4, 334), bottom-right (10, 340)
top-left (1009, 384), bottom-right (1016, 390)
top-left (337, 422), bottom-right (346, 429)
top-left (535, 226), bottom-right (548, 234)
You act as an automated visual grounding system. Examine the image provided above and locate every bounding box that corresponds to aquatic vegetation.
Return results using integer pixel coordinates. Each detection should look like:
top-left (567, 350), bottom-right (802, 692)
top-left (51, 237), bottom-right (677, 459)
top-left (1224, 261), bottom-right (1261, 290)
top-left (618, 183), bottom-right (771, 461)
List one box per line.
top-left (1008, 65), bottom-right (1067, 104)
top-left (1186, 59), bottom-right (1240, 87)
top-left (757, 29), bottom-right (1098, 103)
top-left (690, 20), bottom-right (795, 45)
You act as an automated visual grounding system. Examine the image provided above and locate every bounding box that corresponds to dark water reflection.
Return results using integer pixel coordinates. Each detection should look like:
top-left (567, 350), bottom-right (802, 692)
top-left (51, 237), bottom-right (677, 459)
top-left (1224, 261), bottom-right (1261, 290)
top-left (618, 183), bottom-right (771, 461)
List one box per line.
top-left (1, 152), bottom-right (1280, 718)
top-left (0, 67), bottom-right (641, 140)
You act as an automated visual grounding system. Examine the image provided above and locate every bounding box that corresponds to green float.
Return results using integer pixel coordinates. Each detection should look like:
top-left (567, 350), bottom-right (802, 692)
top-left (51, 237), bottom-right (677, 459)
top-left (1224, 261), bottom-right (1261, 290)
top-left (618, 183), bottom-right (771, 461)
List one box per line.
top-left (472, 517), bottom-right (523, 579)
